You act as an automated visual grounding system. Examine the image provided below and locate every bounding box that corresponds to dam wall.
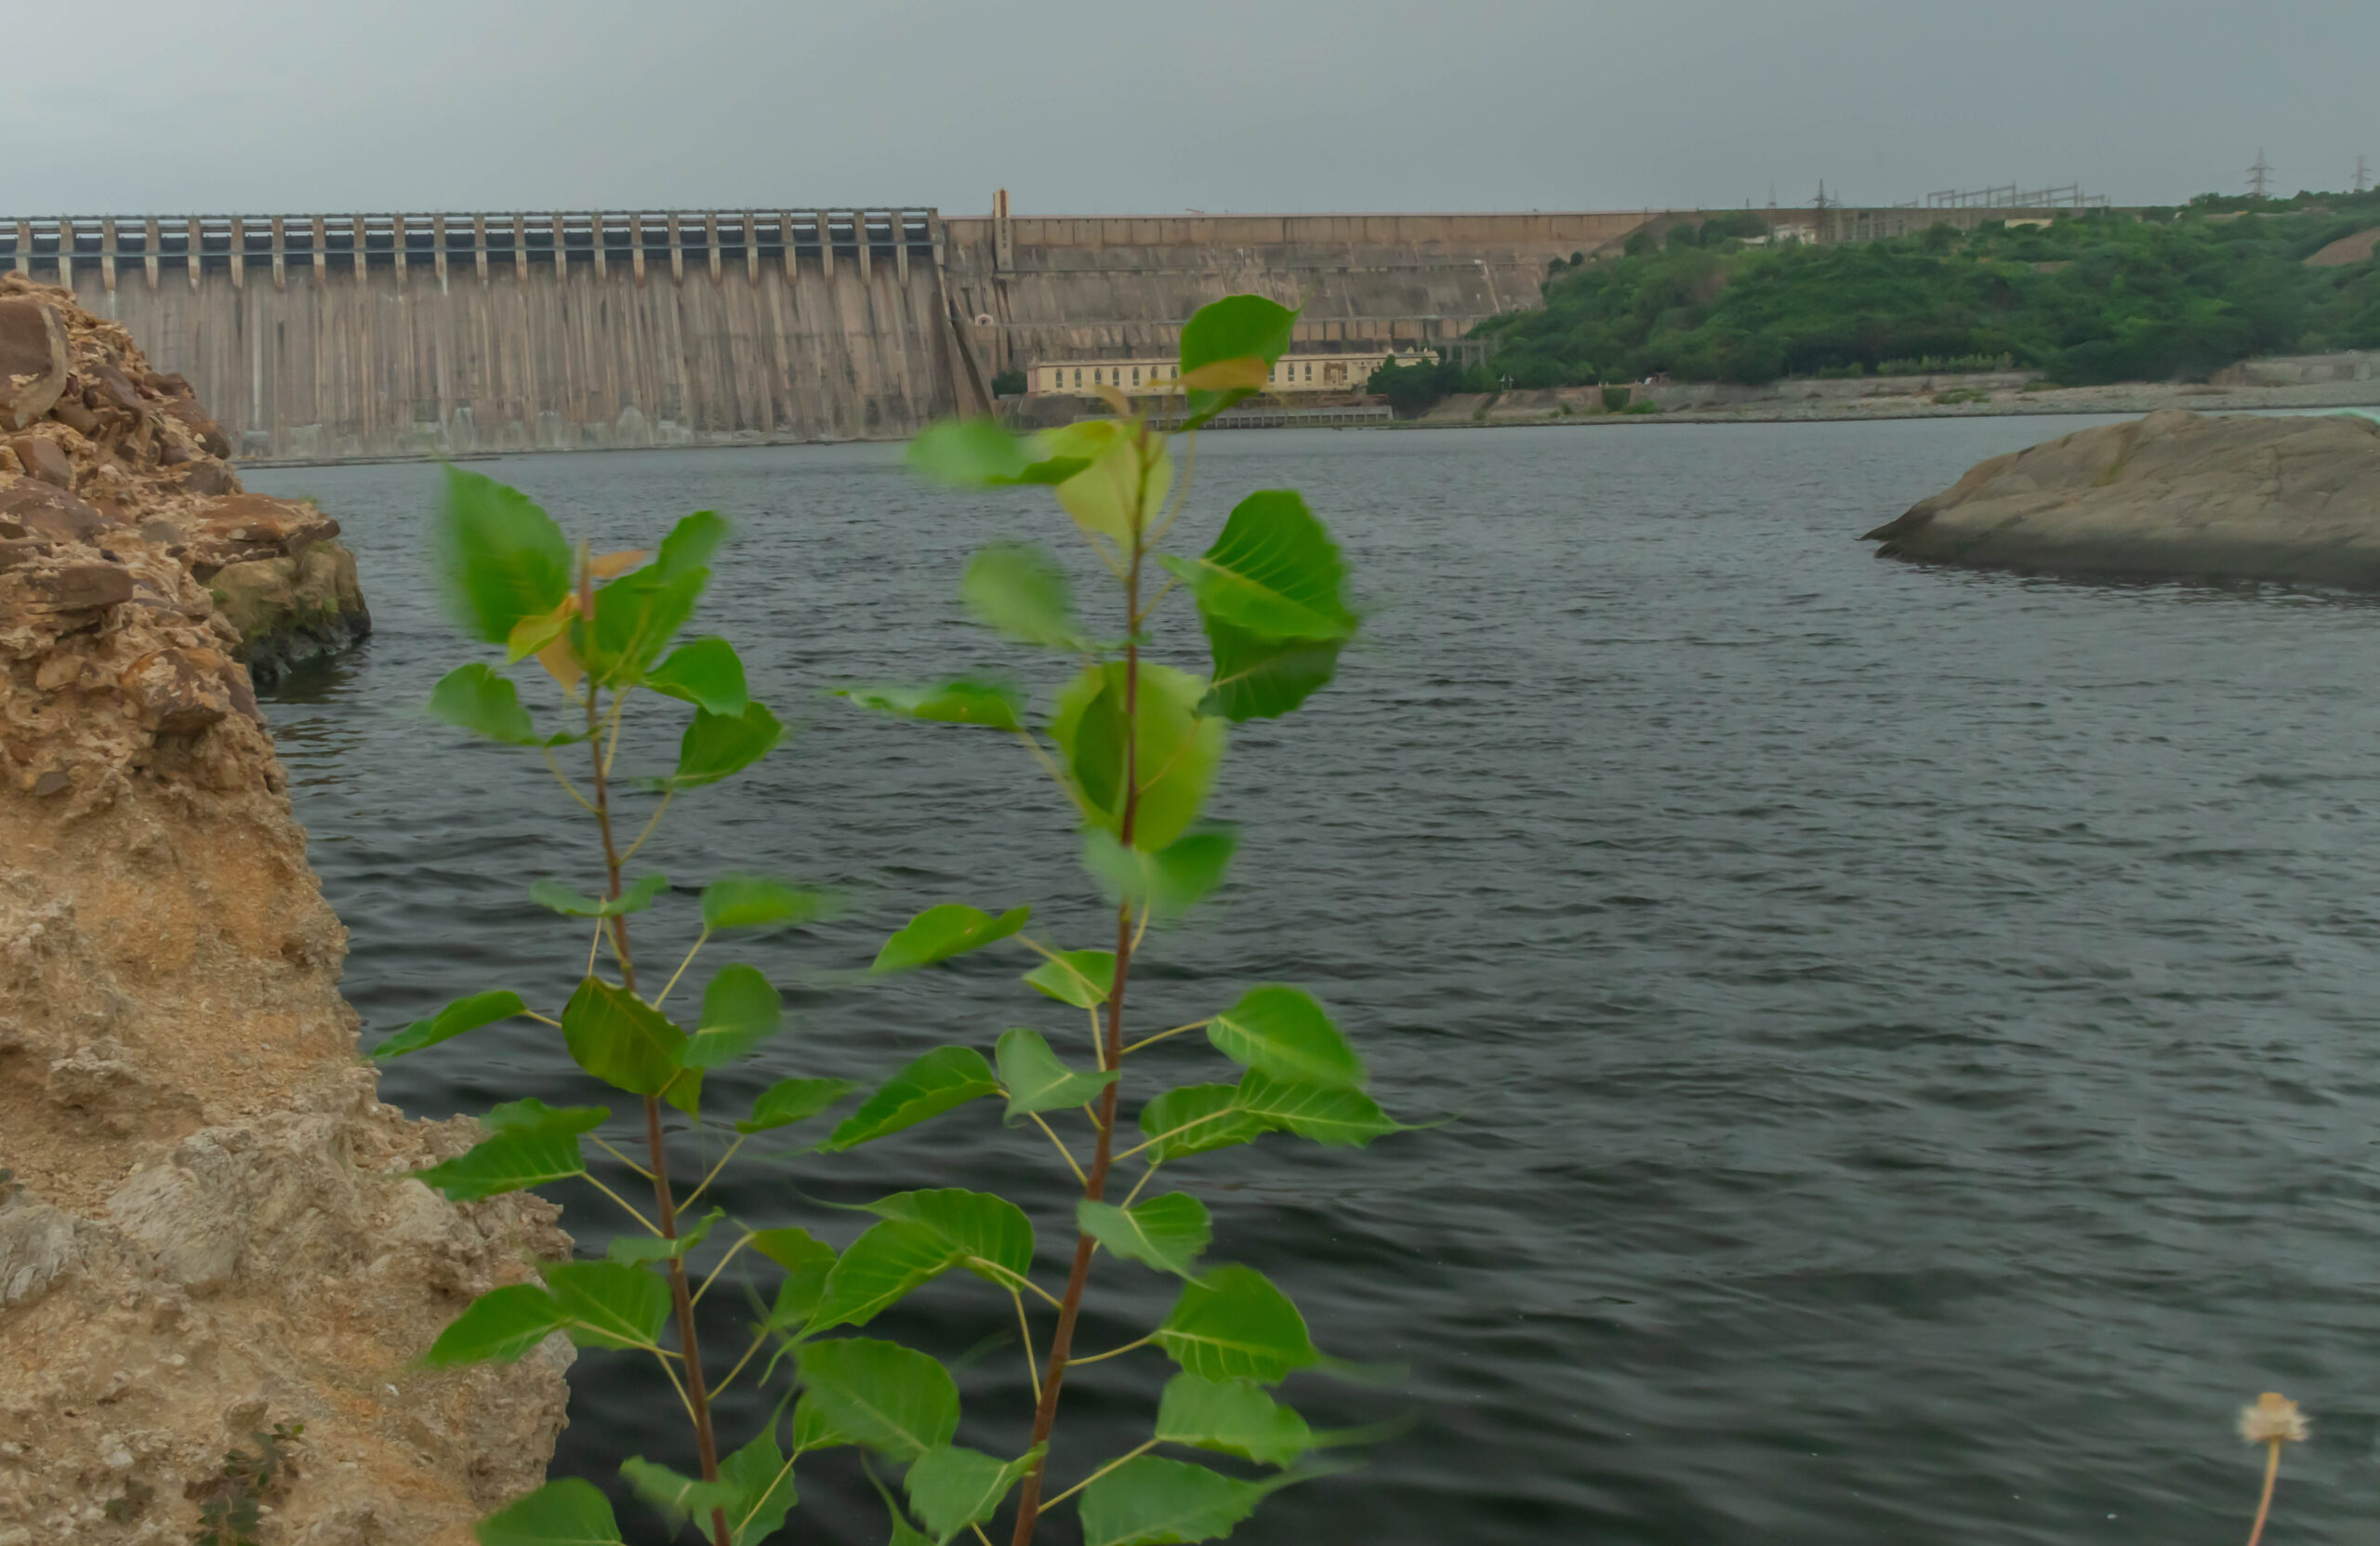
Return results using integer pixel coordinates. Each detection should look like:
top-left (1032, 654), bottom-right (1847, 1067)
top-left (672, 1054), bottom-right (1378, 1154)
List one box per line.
top-left (3, 212), bottom-right (980, 461)
top-left (939, 210), bottom-right (1651, 377)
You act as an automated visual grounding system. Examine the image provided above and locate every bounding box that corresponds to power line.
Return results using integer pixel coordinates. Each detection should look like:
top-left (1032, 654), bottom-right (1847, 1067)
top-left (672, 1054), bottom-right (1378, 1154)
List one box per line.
top-left (2248, 147), bottom-right (2273, 199)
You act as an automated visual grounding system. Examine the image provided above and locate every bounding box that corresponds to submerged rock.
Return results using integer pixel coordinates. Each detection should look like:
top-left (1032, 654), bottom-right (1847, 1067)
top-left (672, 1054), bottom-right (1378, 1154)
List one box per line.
top-left (0, 279), bottom-right (564, 1542)
top-left (0, 277), bottom-right (369, 685)
top-left (1865, 408), bottom-right (2380, 587)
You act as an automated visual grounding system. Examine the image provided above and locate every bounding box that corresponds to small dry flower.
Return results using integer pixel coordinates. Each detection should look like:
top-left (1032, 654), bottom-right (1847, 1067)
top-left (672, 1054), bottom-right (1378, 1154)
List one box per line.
top-left (2239, 1392), bottom-right (2309, 1447)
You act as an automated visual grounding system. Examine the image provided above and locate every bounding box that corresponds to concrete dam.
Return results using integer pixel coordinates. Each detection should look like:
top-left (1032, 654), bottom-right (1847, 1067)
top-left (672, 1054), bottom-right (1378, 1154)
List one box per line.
top-left (0, 202), bottom-right (2033, 460)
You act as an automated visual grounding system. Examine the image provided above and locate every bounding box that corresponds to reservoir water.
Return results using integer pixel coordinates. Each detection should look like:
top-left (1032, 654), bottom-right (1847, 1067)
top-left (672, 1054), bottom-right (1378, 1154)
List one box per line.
top-left (251, 419), bottom-right (2380, 1545)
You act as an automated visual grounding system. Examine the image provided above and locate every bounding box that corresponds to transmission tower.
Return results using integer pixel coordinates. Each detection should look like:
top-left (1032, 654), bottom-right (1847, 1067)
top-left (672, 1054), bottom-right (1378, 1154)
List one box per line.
top-left (2357, 155), bottom-right (2372, 195)
top-left (2248, 147), bottom-right (2273, 199)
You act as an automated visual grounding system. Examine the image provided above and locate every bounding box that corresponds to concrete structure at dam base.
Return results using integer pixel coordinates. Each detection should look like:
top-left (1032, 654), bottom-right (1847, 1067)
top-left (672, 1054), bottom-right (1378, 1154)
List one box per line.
top-left (2, 202), bottom-right (2137, 463)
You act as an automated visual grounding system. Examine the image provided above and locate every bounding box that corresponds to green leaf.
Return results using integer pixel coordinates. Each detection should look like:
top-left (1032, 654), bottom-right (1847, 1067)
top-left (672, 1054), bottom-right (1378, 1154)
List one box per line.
top-left (1078, 1193), bottom-right (1211, 1279)
top-left (373, 988), bottom-right (527, 1059)
top-left (422, 1283), bottom-right (566, 1368)
top-left (703, 875), bottom-right (837, 931)
top-left (678, 964), bottom-right (784, 1068)
top-left (528, 873), bottom-right (668, 918)
top-left (655, 510), bottom-right (730, 580)
top-left (434, 468), bottom-right (572, 647)
top-left (806, 1220), bottom-right (962, 1331)
top-left (1155, 1374), bottom-right (1316, 1468)
top-left (585, 564), bottom-right (707, 687)
top-left (837, 681), bottom-right (1026, 733)
top-left (669, 702), bottom-right (785, 788)
top-left (1153, 1266), bottom-right (1319, 1384)
top-left (737, 1077), bottom-right (860, 1135)
top-left (1078, 1454), bottom-right (1277, 1546)
top-left (795, 1338), bottom-right (960, 1461)
top-left (1205, 986), bottom-right (1365, 1090)
top-left (864, 1188), bottom-right (1035, 1287)
top-left (620, 1457), bottom-right (742, 1539)
top-left (963, 541), bottom-right (1085, 650)
top-left (1163, 491), bottom-right (1355, 641)
top-left (1048, 663), bottom-right (1226, 852)
top-left (430, 662), bottom-right (539, 746)
top-left (1082, 827), bottom-right (1237, 922)
top-left (561, 975), bottom-right (686, 1095)
top-left (1136, 1083), bottom-right (1269, 1163)
top-left (996, 1027), bottom-right (1117, 1122)
top-left (871, 905), bottom-right (1030, 973)
top-left (413, 1129), bottom-right (588, 1201)
top-left (906, 416), bottom-right (1090, 487)
top-left (646, 637), bottom-right (749, 716)
top-left (719, 1429), bottom-right (800, 1544)
top-left (905, 1446), bottom-right (1044, 1545)
top-left (761, 1228), bottom-right (839, 1329)
top-left (544, 1260), bottom-right (673, 1350)
top-left (1231, 1070), bottom-right (1406, 1148)
top-left (1199, 620), bottom-right (1346, 724)
top-left (1177, 296), bottom-right (1301, 429)
top-left (823, 1047), bottom-right (1000, 1151)
top-left (1042, 419), bottom-right (1170, 547)
top-left (606, 1207), bottom-right (722, 1265)
top-left (1164, 489), bottom-right (1355, 721)
top-left (482, 1097), bottom-right (611, 1136)
top-left (474, 1477), bottom-right (624, 1546)
top-left (1022, 949), bottom-right (1115, 1009)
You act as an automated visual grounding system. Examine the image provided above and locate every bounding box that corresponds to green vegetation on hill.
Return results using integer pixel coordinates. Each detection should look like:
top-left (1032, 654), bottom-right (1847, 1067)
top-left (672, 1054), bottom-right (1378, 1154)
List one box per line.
top-left (1373, 193), bottom-right (2380, 406)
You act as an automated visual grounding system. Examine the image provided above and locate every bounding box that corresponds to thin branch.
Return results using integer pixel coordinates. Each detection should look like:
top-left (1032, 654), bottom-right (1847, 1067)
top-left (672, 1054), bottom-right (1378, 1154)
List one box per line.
top-left (1009, 729), bottom-right (1090, 819)
top-left (710, 1322), bottom-right (775, 1400)
top-left (1119, 1162), bottom-right (1161, 1209)
top-left (1120, 1020), bottom-right (1210, 1057)
top-left (1114, 1107), bottom-right (1233, 1163)
top-left (1027, 1112), bottom-right (1089, 1188)
top-left (600, 683), bottom-right (633, 779)
top-left (1062, 1336), bottom-right (1149, 1368)
top-left (588, 1136), bottom-right (654, 1182)
top-left (971, 1525), bottom-right (998, 1546)
top-left (680, 1135), bottom-right (746, 1212)
top-left (619, 790), bottom-right (674, 865)
top-left (1012, 1291), bottom-right (1042, 1406)
top-left (693, 1231), bottom-right (758, 1307)
top-left (1130, 905), bottom-right (1151, 956)
top-left (582, 1173), bottom-right (663, 1235)
top-left (1041, 1442), bottom-right (1158, 1510)
top-left (656, 927), bottom-right (712, 1011)
top-left (973, 1260), bottom-right (1064, 1310)
top-left (540, 747), bottom-right (597, 813)
top-left (522, 1010), bottom-right (563, 1028)
top-left (1132, 572), bottom-right (1182, 625)
top-left (652, 1348), bottom-right (698, 1426)
top-left (585, 917), bottom-right (604, 977)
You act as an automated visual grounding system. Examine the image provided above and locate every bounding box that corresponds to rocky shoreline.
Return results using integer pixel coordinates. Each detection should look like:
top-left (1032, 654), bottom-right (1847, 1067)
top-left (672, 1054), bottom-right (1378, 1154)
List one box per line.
top-left (1864, 408), bottom-right (2380, 587)
top-left (0, 280), bottom-right (566, 1544)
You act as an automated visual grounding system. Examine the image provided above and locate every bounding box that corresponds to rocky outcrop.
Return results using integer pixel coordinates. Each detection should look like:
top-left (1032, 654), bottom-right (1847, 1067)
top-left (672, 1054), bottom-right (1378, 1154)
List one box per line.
top-left (1864, 408), bottom-right (2380, 586)
top-left (0, 283), bottom-right (569, 1543)
top-left (0, 278), bottom-right (368, 687)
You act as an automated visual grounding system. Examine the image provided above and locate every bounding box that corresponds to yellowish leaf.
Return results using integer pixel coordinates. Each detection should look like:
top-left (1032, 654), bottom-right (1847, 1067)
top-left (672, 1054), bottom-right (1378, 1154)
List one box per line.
top-left (1091, 383), bottom-right (1136, 418)
top-left (506, 596), bottom-right (578, 664)
top-left (1177, 356), bottom-right (1269, 392)
top-left (537, 634), bottom-right (585, 694)
top-left (588, 548), bottom-right (649, 580)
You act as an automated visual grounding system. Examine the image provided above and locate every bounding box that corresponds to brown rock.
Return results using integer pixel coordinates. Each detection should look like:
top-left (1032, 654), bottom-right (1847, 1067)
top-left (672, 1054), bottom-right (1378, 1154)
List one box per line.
top-left (16, 561), bottom-right (134, 611)
top-left (8, 434), bottom-right (73, 489)
top-left (48, 394), bottom-right (99, 436)
top-left (0, 298), bottom-right (70, 431)
top-left (84, 363), bottom-right (141, 412)
top-left (121, 646), bottom-right (234, 735)
top-left (1866, 409), bottom-right (2380, 586)
top-left (0, 473), bottom-right (112, 541)
top-left (185, 492), bottom-right (338, 576)
top-left (161, 397), bottom-right (231, 460)
top-left (178, 458), bottom-right (235, 497)
top-left (142, 369), bottom-right (194, 400)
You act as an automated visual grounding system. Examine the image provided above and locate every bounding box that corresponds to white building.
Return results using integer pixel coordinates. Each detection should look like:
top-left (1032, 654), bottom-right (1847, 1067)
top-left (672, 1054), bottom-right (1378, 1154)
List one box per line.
top-left (1032, 350), bottom-right (1436, 397)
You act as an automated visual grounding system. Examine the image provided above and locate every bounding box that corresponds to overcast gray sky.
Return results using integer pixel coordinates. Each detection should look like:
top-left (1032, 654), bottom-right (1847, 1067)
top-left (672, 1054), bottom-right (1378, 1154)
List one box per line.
top-left (4, 0), bottom-right (2373, 217)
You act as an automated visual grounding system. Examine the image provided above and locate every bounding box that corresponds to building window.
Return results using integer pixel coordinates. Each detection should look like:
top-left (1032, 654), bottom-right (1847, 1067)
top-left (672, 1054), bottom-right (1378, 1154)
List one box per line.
top-left (1132, 366), bottom-right (1141, 385)
top-left (1074, 368), bottom-right (1082, 388)
top-left (1303, 363), bottom-right (1312, 381)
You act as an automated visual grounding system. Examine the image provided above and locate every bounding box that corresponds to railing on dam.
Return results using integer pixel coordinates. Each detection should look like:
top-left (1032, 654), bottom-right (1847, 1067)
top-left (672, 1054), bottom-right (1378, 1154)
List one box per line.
top-left (0, 209), bottom-right (942, 289)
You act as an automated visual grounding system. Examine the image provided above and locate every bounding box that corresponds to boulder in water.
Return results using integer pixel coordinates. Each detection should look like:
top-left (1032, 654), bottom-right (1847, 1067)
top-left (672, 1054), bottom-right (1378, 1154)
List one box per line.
top-left (1865, 408), bottom-right (2380, 587)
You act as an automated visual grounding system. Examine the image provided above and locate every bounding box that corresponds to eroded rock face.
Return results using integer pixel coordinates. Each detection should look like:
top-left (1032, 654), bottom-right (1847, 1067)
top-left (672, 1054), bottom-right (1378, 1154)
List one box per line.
top-left (1865, 408), bottom-right (2380, 586)
top-left (0, 278), bottom-right (369, 688)
top-left (0, 283), bottom-right (567, 1543)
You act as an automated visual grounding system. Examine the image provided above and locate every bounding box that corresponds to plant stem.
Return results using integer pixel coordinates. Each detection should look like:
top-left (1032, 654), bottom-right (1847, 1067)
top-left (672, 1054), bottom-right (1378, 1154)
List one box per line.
top-left (582, 654), bottom-right (732, 1546)
top-left (1010, 442), bottom-right (1152, 1546)
top-left (2246, 1438), bottom-right (2281, 1546)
